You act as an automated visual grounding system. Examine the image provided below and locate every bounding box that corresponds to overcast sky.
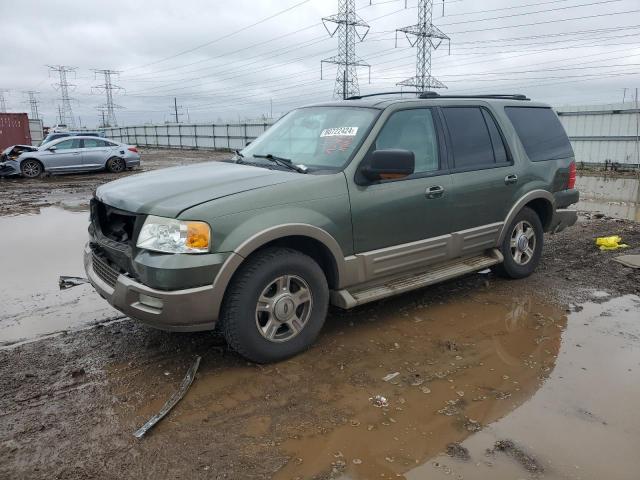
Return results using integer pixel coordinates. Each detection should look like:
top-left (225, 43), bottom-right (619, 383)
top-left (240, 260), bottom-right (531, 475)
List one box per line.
top-left (1, 0), bottom-right (639, 128)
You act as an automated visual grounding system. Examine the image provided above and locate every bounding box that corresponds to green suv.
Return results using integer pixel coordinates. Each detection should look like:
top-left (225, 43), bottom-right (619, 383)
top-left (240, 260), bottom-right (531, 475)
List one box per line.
top-left (85, 93), bottom-right (578, 363)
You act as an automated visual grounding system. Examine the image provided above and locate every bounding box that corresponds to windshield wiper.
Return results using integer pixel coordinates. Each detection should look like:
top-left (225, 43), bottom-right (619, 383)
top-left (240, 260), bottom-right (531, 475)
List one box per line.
top-left (252, 154), bottom-right (308, 174)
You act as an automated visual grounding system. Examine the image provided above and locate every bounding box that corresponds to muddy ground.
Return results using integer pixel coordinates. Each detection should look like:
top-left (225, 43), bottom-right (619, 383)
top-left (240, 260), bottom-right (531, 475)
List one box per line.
top-left (1, 150), bottom-right (639, 479)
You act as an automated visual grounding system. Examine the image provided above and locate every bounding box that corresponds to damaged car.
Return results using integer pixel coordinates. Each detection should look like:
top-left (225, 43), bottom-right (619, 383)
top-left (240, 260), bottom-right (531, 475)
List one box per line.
top-left (0, 136), bottom-right (140, 178)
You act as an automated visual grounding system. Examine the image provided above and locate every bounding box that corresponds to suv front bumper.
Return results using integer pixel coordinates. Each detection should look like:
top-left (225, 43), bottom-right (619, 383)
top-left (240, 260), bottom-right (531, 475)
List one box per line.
top-left (84, 243), bottom-right (222, 332)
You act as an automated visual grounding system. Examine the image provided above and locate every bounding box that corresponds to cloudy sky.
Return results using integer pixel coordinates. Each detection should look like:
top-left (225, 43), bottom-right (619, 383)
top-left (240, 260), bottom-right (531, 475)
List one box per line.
top-left (1, 0), bottom-right (639, 127)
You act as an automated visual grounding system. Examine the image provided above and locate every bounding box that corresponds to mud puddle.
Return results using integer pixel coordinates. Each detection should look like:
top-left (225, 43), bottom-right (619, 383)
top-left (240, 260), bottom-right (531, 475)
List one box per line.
top-left (108, 288), bottom-right (568, 479)
top-left (411, 294), bottom-right (640, 480)
top-left (574, 175), bottom-right (640, 221)
top-left (0, 207), bottom-right (118, 346)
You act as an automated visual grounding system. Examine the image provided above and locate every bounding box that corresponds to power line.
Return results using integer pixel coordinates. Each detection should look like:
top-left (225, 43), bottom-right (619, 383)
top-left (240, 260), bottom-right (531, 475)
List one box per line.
top-left (47, 65), bottom-right (77, 128)
top-left (396, 0), bottom-right (450, 91)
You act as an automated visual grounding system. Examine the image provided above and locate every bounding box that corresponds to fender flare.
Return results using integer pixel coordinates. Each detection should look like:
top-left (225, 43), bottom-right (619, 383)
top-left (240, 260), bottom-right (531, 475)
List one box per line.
top-left (498, 189), bottom-right (555, 244)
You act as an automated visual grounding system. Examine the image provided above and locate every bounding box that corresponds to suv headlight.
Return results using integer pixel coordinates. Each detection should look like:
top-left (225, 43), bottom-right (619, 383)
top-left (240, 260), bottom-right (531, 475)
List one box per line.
top-left (136, 215), bottom-right (211, 254)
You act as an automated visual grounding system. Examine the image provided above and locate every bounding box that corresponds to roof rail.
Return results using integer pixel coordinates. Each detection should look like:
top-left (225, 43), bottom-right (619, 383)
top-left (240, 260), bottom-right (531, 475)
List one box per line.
top-left (419, 92), bottom-right (530, 101)
top-left (346, 91), bottom-right (421, 100)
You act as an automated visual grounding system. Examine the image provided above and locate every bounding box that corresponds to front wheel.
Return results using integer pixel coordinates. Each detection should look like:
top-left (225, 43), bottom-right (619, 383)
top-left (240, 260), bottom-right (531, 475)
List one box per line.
top-left (220, 247), bottom-right (329, 363)
top-left (493, 207), bottom-right (543, 279)
top-left (21, 159), bottom-right (43, 178)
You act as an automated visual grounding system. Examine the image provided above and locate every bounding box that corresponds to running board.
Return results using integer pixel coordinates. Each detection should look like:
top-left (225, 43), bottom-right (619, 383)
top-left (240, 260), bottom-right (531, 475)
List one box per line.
top-left (331, 249), bottom-right (503, 309)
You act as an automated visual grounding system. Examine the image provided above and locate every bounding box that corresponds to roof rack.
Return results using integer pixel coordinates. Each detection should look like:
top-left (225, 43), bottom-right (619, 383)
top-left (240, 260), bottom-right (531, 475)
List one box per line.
top-left (346, 91), bottom-right (530, 101)
top-left (418, 91), bottom-right (530, 101)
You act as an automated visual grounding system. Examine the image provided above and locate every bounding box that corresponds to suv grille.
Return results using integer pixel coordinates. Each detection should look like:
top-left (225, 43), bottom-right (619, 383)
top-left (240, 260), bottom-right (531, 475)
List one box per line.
top-left (93, 200), bottom-right (138, 244)
top-left (92, 251), bottom-right (120, 288)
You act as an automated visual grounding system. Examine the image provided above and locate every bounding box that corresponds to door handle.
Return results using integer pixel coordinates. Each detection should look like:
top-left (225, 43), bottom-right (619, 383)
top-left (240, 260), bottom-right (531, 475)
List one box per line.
top-left (425, 185), bottom-right (445, 199)
top-left (504, 174), bottom-right (518, 185)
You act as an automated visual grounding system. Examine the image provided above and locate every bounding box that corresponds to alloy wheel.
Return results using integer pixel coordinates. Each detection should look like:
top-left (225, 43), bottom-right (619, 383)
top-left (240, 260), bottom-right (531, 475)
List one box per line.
top-left (509, 220), bottom-right (536, 265)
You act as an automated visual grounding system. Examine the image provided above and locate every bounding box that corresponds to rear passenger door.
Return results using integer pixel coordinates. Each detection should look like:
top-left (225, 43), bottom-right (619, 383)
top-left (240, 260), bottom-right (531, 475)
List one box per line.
top-left (82, 138), bottom-right (114, 169)
top-left (441, 106), bottom-right (517, 252)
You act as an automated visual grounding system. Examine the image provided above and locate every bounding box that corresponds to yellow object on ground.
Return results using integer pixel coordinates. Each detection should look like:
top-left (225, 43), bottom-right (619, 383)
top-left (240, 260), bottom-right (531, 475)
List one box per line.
top-left (595, 236), bottom-right (629, 251)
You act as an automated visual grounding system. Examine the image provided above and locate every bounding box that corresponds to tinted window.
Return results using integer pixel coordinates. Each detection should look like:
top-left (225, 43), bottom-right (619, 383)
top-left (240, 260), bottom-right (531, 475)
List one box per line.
top-left (54, 139), bottom-right (81, 150)
top-left (443, 107), bottom-right (495, 169)
top-left (505, 107), bottom-right (573, 161)
top-left (482, 109), bottom-right (509, 164)
top-left (375, 109), bottom-right (439, 174)
top-left (83, 139), bottom-right (108, 148)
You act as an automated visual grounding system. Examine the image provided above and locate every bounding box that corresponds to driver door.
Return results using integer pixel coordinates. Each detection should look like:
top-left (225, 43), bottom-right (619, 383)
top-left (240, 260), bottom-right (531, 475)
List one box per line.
top-left (348, 108), bottom-right (452, 278)
top-left (44, 138), bottom-right (83, 171)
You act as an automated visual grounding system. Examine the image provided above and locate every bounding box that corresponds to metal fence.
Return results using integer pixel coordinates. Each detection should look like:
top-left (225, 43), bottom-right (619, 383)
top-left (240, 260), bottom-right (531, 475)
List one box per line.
top-left (103, 122), bottom-right (273, 150)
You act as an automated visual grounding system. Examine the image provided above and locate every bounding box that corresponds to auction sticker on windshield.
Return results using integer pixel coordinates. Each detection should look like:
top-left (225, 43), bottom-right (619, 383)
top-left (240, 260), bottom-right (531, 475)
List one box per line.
top-left (320, 127), bottom-right (358, 137)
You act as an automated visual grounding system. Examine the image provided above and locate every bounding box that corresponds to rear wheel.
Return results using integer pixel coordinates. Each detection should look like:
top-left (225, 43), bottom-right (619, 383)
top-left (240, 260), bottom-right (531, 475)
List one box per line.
top-left (220, 247), bottom-right (329, 363)
top-left (106, 157), bottom-right (126, 173)
top-left (493, 207), bottom-right (543, 279)
top-left (20, 159), bottom-right (43, 178)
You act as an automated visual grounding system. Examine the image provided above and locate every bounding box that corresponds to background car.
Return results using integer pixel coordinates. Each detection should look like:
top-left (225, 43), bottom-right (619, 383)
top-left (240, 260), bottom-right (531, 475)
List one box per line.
top-left (40, 130), bottom-right (105, 146)
top-left (1, 136), bottom-right (140, 178)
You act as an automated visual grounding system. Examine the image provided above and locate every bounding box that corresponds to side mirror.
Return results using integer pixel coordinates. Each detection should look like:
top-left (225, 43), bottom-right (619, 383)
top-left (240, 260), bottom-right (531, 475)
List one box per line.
top-left (362, 149), bottom-right (415, 182)
top-left (245, 141), bottom-right (252, 146)
top-left (47, 146), bottom-right (57, 152)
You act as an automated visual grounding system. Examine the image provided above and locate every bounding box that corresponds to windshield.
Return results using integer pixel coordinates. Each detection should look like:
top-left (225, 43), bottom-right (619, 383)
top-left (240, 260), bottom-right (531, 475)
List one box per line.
top-left (241, 106), bottom-right (378, 170)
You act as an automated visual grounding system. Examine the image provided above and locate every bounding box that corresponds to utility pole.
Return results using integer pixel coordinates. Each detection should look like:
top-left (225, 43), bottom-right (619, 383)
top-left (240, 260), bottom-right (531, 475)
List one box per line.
top-left (47, 65), bottom-right (77, 127)
top-left (396, 0), bottom-right (450, 92)
top-left (0, 89), bottom-right (8, 112)
top-left (98, 108), bottom-right (108, 128)
top-left (92, 69), bottom-right (123, 127)
top-left (23, 91), bottom-right (41, 119)
top-left (172, 97), bottom-right (183, 123)
top-left (57, 105), bottom-right (64, 124)
top-left (321, 0), bottom-right (370, 99)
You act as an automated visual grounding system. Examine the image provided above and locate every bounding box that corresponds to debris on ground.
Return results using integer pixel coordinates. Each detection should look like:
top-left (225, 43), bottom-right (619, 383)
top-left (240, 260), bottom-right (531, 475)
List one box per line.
top-left (382, 372), bottom-right (400, 382)
top-left (613, 254), bottom-right (640, 269)
top-left (133, 356), bottom-right (201, 439)
top-left (595, 235), bottom-right (629, 250)
top-left (446, 442), bottom-right (471, 461)
top-left (369, 395), bottom-right (389, 408)
top-left (58, 276), bottom-right (89, 290)
top-left (487, 439), bottom-right (544, 473)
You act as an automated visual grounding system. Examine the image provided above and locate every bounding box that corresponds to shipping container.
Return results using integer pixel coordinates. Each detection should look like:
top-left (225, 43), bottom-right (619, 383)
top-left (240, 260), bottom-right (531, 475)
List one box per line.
top-left (0, 113), bottom-right (32, 150)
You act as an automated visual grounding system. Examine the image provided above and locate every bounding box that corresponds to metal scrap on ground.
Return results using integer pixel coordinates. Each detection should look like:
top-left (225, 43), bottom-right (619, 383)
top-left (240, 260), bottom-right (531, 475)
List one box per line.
top-left (613, 254), bottom-right (640, 269)
top-left (133, 356), bottom-right (201, 439)
top-left (58, 276), bottom-right (89, 290)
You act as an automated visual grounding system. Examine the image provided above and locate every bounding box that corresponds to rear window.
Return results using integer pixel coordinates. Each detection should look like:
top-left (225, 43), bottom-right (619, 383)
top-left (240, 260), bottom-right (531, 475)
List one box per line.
top-left (505, 107), bottom-right (573, 161)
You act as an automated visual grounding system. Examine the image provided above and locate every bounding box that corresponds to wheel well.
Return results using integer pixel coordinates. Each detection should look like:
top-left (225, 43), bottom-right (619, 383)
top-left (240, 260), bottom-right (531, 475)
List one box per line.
top-left (525, 198), bottom-right (553, 231)
top-left (250, 235), bottom-right (340, 289)
top-left (20, 158), bottom-right (44, 169)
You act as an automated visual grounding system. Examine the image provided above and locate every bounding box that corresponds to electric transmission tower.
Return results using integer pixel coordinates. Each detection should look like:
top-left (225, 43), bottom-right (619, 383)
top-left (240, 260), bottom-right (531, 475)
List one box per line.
top-left (48, 65), bottom-right (77, 127)
top-left (396, 0), bottom-right (450, 92)
top-left (92, 69), bottom-right (124, 127)
top-left (0, 89), bottom-right (9, 112)
top-left (321, 0), bottom-right (370, 100)
top-left (23, 91), bottom-right (41, 119)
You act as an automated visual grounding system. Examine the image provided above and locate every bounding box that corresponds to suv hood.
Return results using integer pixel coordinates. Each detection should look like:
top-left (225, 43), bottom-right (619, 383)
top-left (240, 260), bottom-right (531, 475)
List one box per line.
top-left (96, 161), bottom-right (299, 217)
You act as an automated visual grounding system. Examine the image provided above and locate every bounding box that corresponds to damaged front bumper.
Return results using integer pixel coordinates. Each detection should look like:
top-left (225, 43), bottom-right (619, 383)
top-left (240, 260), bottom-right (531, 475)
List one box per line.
top-left (84, 243), bottom-right (221, 332)
top-left (0, 160), bottom-right (20, 177)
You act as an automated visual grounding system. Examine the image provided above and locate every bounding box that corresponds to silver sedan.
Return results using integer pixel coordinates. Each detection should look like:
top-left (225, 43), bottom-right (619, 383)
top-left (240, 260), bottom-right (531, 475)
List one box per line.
top-left (0, 136), bottom-right (141, 178)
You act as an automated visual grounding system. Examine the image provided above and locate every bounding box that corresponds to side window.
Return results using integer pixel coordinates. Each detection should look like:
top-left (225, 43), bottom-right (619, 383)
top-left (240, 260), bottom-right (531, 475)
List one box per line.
top-left (374, 109), bottom-right (439, 174)
top-left (482, 109), bottom-right (509, 164)
top-left (505, 107), bottom-right (574, 161)
top-left (83, 139), bottom-right (107, 148)
top-left (54, 139), bottom-right (80, 150)
top-left (442, 107), bottom-right (496, 169)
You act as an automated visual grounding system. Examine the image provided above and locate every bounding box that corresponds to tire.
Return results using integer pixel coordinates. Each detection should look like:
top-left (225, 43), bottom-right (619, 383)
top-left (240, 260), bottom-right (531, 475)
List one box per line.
top-left (106, 157), bottom-right (126, 173)
top-left (493, 206), bottom-right (544, 279)
top-left (20, 159), bottom-right (43, 178)
top-left (220, 247), bottom-right (329, 363)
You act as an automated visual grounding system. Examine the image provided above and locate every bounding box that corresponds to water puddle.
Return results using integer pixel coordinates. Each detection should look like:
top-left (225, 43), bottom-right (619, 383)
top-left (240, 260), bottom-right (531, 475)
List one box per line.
top-left (109, 288), bottom-right (570, 478)
top-left (0, 207), bottom-right (118, 346)
top-left (574, 175), bottom-right (640, 221)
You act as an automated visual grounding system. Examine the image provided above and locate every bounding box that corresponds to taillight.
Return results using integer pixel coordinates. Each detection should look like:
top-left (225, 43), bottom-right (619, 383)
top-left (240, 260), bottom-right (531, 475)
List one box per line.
top-left (567, 161), bottom-right (576, 189)
top-left (128, 146), bottom-right (138, 153)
